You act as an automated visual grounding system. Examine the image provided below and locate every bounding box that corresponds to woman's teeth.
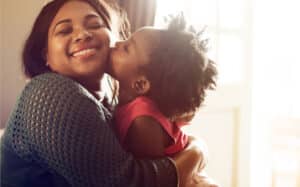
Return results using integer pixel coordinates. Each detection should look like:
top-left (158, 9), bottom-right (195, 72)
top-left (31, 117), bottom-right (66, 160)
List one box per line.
top-left (72, 48), bottom-right (96, 57)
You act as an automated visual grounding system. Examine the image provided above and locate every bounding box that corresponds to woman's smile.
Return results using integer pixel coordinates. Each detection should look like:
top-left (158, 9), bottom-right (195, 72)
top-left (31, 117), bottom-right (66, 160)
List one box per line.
top-left (69, 42), bottom-right (102, 59)
top-left (72, 47), bottom-right (96, 56)
top-left (70, 47), bottom-right (98, 60)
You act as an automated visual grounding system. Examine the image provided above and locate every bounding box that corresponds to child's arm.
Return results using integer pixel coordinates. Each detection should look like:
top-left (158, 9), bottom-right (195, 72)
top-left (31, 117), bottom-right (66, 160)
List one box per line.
top-left (124, 115), bottom-right (215, 186)
top-left (124, 116), bottom-right (173, 158)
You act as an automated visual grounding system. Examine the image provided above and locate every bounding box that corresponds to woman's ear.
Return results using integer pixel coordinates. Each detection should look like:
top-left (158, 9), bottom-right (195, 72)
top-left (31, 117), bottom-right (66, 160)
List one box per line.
top-left (132, 76), bottom-right (150, 95)
top-left (42, 48), bottom-right (47, 61)
top-left (42, 48), bottom-right (50, 66)
top-left (42, 48), bottom-right (50, 67)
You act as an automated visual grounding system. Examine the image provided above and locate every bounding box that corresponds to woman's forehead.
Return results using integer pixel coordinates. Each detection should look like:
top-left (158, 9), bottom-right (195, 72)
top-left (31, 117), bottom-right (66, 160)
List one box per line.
top-left (52, 1), bottom-right (100, 22)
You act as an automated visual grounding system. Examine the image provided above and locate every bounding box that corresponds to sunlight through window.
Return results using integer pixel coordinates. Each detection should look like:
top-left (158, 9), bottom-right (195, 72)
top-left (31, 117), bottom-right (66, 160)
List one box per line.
top-left (156, 1), bottom-right (300, 187)
top-left (155, 0), bottom-right (247, 85)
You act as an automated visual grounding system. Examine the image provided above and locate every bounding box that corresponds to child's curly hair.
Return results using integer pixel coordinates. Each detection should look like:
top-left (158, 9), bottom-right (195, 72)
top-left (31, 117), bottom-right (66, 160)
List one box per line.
top-left (143, 14), bottom-right (217, 121)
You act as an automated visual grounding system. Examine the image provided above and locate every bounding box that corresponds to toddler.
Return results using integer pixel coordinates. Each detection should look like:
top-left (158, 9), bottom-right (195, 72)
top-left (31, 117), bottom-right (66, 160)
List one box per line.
top-left (107, 14), bottom-right (218, 186)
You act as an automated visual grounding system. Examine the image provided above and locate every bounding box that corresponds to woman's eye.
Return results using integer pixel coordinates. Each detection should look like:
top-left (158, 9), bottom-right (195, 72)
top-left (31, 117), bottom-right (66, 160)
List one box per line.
top-left (56, 28), bottom-right (72, 35)
top-left (87, 22), bottom-right (105, 29)
top-left (88, 24), bottom-right (101, 29)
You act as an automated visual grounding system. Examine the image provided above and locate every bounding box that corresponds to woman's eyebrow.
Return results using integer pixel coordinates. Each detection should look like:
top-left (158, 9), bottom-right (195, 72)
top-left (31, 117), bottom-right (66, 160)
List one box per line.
top-left (85, 14), bottom-right (100, 20)
top-left (53, 19), bottom-right (71, 32)
top-left (84, 14), bottom-right (105, 26)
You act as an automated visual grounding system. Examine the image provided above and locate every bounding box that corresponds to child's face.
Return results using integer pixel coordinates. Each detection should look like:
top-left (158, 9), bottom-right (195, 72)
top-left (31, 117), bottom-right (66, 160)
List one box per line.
top-left (108, 28), bottom-right (160, 88)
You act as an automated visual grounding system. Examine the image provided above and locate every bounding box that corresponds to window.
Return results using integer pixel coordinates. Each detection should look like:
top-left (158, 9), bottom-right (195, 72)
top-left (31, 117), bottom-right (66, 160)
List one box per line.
top-left (155, 0), bottom-right (248, 85)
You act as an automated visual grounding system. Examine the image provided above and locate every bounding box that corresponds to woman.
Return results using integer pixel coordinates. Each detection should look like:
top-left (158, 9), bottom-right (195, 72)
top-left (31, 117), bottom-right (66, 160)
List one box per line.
top-left (0, 0), bottom-right (205, 186)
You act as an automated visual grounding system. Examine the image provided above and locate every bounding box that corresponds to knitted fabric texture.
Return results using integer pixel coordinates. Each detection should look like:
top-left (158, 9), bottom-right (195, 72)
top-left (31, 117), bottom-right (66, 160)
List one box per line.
top-left (1, 73), bottom-right (177, 187)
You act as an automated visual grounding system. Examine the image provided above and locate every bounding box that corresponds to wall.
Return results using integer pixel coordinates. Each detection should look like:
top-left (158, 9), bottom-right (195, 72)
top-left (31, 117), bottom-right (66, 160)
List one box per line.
top-left (0, 0), bottom-right (45, 127)
top-left (183, 84), bottom-right (252, 187)
top-left (250, 0), bottom-right (300, 186)
top-left (0, 0), bottom-right (3, 129)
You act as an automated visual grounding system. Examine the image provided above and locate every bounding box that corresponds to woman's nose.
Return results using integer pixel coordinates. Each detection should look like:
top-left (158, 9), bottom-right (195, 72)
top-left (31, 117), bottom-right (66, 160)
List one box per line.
top-left (74, 29), bottom-right (92, 43)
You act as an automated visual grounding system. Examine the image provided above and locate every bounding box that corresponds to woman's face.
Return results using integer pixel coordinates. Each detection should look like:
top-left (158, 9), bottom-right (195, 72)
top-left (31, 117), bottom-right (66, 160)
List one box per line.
top-left (46, 0), bottom-right (111, 85)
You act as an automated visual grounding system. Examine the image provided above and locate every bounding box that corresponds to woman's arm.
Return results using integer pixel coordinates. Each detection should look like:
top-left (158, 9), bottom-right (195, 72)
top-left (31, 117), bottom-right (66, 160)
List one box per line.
top-left (18, 73), bottom-right (177, 187)
top-left (187, 136), bottom-right (209, 171)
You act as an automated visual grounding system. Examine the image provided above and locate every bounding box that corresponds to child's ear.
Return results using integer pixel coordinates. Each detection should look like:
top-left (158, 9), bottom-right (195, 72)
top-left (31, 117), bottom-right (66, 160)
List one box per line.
top-left (132, 76), bottom-right (150, 95)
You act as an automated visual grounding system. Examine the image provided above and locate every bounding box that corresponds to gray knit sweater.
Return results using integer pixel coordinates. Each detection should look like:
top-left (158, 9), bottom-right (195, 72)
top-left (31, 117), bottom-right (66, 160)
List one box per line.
top-left (1, 73), bottom-right (178, 187)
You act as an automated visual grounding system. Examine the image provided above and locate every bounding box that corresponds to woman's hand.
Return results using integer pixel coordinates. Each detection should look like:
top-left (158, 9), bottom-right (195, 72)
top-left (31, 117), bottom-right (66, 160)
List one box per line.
top-left (187, 136), bottom-right (209, 171)
top-left (190, 172), bottom-right (220, 187)
top-left (173, 136), bottom-right (209, 187)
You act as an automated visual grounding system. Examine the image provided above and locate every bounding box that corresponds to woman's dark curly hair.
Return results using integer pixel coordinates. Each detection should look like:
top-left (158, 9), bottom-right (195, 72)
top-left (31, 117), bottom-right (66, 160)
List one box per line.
top-left (144, 14), bottom-right (217, 121)
top-left (22, 0), bottom-right (130, 78)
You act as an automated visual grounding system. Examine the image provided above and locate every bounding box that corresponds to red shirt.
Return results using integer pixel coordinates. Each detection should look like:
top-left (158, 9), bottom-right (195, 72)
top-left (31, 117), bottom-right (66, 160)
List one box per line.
top-left (114, 96), bottom-right (188, 156)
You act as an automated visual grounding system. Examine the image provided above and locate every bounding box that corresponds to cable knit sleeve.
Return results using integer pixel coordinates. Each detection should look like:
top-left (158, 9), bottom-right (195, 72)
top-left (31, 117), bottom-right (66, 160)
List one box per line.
top-left (4, 73), bottom-right (178, 187)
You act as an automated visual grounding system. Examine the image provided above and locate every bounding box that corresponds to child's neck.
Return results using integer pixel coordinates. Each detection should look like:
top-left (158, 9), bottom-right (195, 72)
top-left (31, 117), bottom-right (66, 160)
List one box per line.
top-left (118, 87), bottom-right (138, 106)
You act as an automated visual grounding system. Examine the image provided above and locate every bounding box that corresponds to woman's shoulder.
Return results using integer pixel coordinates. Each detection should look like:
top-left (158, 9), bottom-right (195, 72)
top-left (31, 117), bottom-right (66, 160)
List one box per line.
top-left (29, 72), bottom-right (80, 91)
top-left (25, 73), bottom-right (94, 100)
top-left (18, 73), bottom-right (100, 113)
